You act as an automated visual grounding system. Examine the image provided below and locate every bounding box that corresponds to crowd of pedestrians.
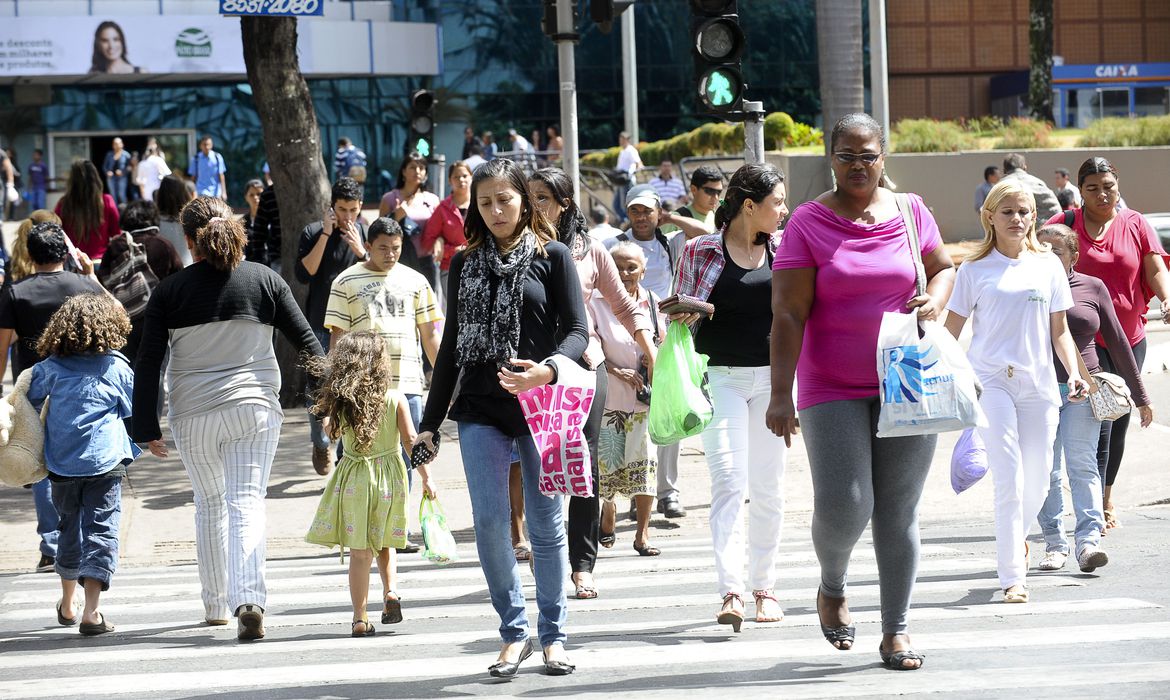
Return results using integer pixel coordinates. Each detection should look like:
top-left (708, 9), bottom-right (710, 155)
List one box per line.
top-left (2, 114), bottom-right (1167, 682)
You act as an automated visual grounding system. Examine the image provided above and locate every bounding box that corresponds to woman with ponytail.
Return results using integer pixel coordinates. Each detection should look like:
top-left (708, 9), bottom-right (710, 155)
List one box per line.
top-left (527, 168), bottom-right (658, 598)
top-left (673, 163), bottom-right (790, 633)
top-left (131, 196), bottom-right (323, 641)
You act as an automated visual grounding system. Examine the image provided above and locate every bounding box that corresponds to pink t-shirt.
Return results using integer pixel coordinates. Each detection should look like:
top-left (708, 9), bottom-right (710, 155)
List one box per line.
top-left (1045, 208), bottom-right (1167, 346)
top-left (773, 194), bottom-right (942, 410)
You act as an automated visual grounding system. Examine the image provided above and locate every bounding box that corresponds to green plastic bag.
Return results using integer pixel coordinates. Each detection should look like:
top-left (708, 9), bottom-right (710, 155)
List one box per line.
top-left (648, 320), bottom-right (713, 446)
top-left (419, 494), bottom-right (459, 565)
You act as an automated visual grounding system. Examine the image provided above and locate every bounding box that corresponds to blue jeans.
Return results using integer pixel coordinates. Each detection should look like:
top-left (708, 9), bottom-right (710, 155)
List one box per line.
top-left (107, 175), bottom-right (128, 205)
top-left (25, 188), bottom-right (46, 211)
top-left (308, 329), bottom-right (334, 451)
top-left (33, 477), bottom-right (59, 557)
top-left (51, 474), bottom-right (122, 590)
top-left (403, 394), bottom-right (422, 490)
top-left (458, 421), bottom-right (568, 647)
top-left (1038, 387), bottom-right (1104, 556)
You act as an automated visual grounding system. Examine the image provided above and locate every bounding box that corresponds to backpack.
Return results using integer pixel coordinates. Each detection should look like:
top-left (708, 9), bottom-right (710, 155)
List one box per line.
top-left (98, 231), bottom-right (159, 320)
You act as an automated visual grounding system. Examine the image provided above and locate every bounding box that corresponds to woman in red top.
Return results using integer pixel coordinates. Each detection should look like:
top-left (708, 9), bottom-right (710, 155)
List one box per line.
top-left (55, 160), bottom-right (120, 261)
top-left (421, 160), bottom-right (471, 309)
top-left (1044, 156), bottom-right (1170, 529)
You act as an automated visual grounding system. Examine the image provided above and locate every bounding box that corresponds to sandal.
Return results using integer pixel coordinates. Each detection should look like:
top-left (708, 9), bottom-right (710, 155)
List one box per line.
top-left (572, 573), bottom-right (598, 600)
top-left (1104, 508), bottom-right (1120, 530)
top-left (717, 592), bottom-right (745, 633)
top-left (753, 589), bottom-right (783, 623)
top-left (1003, 585), bottom-right (1029, 603)
top-left (880, 640), bottom-right (925, 670)
top-left (633, 540), bottom-right (660, 557)
top-left (382, 592), bottom-right (403, 624)
top-left (56, 599), bottom-right (79, 626)
top-left (78, 612), bottom-right (115, 636)
top-left (816, 590), bottom-right (855, 650)
top-left (513, 544), bottom-right (532, 562)
top-left (351, 618), bottom-right (376, 637)
top-left (599, 531), bottom-right (616, 548)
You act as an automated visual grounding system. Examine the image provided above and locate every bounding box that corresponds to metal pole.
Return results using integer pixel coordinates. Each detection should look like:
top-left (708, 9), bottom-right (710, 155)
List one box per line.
top-left (621, 7), bottom-right (639, 142)
top-left (556, 0), bottom-right (581, 203)
top-left (433, 154), bottom-right (446, 199)
top-left (743, 100), bottom-right (765, 165)
top-left (869, 0), bottom-right (891, 136)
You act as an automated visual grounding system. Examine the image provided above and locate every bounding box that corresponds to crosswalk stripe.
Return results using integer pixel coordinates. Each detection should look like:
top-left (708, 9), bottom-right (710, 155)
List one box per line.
top-left (2, 623), bottom-right (1168, 698)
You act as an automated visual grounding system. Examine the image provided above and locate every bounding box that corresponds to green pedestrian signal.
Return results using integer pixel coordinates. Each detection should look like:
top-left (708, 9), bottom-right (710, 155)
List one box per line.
top-left (691, 1), bottom-right (745, 114)
top-left (706, 69), bottom-right (733, 106)
top-left (408, 89), bottom-right (436, 160)
top-left (415, 138), bottom-right (431, 158)
top-left (698, 66), bottom-right (744, 112)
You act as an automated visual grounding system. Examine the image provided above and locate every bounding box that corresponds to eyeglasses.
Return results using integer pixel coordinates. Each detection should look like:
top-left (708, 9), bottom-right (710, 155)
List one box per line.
top-left (833, 152), bottom-right (883, 166)
top-left (700, 186), bottom-right (724, 197)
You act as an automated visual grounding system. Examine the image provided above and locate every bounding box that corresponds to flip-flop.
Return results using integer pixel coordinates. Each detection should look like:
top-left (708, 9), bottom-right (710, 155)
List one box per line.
top-left (382, 594), bottom-right (403, 624)
top-left (599, 531), bottom-right (616, 548)
top-left (633, 542), bottom-right (660, 557)
top-left (79, 613), bottom-right (114, 636)
top-left (56, 600), bottom-right (78, 626)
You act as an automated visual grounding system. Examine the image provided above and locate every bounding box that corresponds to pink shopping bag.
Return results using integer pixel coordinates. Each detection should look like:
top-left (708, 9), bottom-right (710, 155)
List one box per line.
top-left (516, 355), bottom-right (596, 498)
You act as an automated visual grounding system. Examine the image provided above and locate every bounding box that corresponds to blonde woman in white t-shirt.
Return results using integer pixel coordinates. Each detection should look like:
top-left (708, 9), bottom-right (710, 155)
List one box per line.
top-left (944, 180), bottom-right (1089, 604)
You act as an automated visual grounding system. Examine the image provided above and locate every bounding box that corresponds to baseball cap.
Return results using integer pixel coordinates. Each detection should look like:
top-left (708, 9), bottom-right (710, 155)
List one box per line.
top-left (625, 184), bottom-right (660, 211)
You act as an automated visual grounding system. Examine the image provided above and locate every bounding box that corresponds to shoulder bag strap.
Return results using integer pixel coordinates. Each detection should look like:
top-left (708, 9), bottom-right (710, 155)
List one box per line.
top-left (1063, 209), bottom-right (1076, 227)
top-left (895, 192), bottom-right (927, 298)
top-left (646, 289), bottom-right (661, 343)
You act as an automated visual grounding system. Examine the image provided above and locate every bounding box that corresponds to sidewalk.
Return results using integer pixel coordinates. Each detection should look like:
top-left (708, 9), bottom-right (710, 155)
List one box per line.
top-left (3, 369), bottom-right (1169, 573)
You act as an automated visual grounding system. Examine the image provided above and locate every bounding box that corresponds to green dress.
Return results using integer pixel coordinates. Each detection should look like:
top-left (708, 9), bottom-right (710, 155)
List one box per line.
top-left (305, 391), bottom-right (409, 551)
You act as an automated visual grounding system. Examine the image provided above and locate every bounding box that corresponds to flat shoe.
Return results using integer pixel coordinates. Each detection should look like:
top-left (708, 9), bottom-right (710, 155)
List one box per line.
top-left (633, 542), bottom-right (660, 557)
top-left (599, 531), bottom-right (616, 548)
top-left (78, 613), bottom-right (114, 636)
top-left (880, 644), bottom-right (925, 670)
top-left (1003, 585), bottom-right (1029, 603)
top-left (488, 638), bottom-right (534, 678)
top-left (382, 594), bottom-right (403, 625)
top-left (351, 619), bottom-right (376, 637)
top-left (56, 600), bottom-right (78, 626)
top-left (816, 590), bottom-right (854, 650)
top-left (513, 544), bottom-right (532, 562)
top-left (542, 646), bottom-right (575, 676)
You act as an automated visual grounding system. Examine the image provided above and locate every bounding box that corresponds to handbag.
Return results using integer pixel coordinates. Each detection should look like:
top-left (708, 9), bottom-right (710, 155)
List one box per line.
top-left (98, 230), bottom-right (159, 320)
top-left (657, 294), bottom-right (715, 319)
top-left (0, 370), bottom-right (49, 488)
top-left (1088, 372), bottom-right (1133, 422)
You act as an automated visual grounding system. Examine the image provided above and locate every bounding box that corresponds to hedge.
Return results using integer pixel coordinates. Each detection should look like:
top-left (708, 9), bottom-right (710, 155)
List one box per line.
top-left (891, 119), bottom-right (978, 153)
top-left (1078, 115), bottom-right (1170, 147)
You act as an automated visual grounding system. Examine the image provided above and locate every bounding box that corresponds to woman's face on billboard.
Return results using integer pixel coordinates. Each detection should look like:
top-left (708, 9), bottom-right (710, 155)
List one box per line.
top-left (98, 27), bottom-right (124, 61)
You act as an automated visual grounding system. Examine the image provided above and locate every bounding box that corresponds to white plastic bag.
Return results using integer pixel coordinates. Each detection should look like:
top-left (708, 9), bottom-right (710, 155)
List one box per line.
top-left (876, 313), bottom-right (984, 437)
top-left (516, 355), bottom-right (597, 498)
top-left (950, 428), bottom-right (988, 494)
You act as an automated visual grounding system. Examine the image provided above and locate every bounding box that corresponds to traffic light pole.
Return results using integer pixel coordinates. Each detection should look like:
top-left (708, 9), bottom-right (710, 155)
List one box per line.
top-left (556, 0), bottom-right (581, 203)
top-left (621, 8), bottom-right (639, 143)
top-left (743, 100), bottom-right (765, 166)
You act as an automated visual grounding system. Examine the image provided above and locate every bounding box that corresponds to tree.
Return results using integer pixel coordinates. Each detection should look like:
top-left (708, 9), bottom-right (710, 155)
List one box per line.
top-left (1028, 0), bottom-right (1055, 123)
top-left (241, 16), bottom-right (331, 406)
top-left (815, 0), bottom-right (864, 154)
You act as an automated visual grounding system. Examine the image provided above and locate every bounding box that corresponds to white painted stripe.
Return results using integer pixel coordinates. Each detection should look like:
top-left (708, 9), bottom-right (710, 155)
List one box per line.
top-left (1, 623), bottom-right (1167, 698)
top-left (0, 557), bottom-right (1001, 606)
top-left (0, 574), bottom-right (1084, 624)
top-left (0, 598), bottom-right (1155, 670)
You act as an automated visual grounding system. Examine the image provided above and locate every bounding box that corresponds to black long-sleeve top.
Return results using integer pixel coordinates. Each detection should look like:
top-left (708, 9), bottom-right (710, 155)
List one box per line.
top-left (420, 240), bottom-right (590, 438)
top-left (295, 221), bottom-right (364, 331)
top-left (132, 260), bottom-right (324, 442)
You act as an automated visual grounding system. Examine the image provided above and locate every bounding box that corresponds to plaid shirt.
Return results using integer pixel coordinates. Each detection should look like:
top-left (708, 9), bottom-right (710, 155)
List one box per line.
top-left (674, 232), bottom-right (779, 302)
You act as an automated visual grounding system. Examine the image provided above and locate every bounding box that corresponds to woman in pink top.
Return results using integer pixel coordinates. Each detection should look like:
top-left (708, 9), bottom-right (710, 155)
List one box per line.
top-left (421, 161), bottom-right (472, 310)
top-left (380, 151), bottom-right (441, 295)
top-left (54, 160), bottom-right (120, 261)
top-left (527, 167), bottom-right (656, 600)
top-left (1044, 157), bottom-right (1170, 529)
top-left (768, 114), bottom-right (955, 671)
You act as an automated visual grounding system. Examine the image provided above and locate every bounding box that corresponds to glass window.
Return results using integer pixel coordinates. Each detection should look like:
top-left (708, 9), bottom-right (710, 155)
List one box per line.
top-left (1134, 87), bottom-right (1170, 118)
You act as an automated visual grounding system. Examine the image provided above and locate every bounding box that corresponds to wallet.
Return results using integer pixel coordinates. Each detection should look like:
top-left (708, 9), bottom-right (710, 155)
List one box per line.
top-left (657, 294), bottom-right (714, 319)
top-left (410, 434), bottom-right (441, 470)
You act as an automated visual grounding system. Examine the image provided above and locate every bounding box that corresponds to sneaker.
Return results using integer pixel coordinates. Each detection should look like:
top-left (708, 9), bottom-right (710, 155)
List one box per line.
top-left (36, 554), bottom-right (55, 573)
top-left (1077, 545), bottom-right (1109, 573)
top-left (236, 604), bottom-right (265, 641)
top-left (1038, 551), bottom-right (1067, 571)
top-left (312, 446), bottom-right (333, 476)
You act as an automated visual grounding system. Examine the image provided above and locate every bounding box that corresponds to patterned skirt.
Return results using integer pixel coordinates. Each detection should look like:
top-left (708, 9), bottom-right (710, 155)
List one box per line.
top-left (598, 409), bottom-right (657, 500)
top-left (305, 448), bottom-right (408, 552)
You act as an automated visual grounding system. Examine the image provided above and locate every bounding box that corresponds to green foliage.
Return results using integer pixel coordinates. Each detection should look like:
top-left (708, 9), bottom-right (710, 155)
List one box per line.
top-left (764, 112), bottom-right (795, 149)
top-left (957, 115), bottom-right (1005, 136)
top-left (581, 113), bottom-right (813, 167)
top-left (1077, 115), bottom-right (1170, 147)
top-left (891, 119), bottom-right (978, 153)
top-left (995, 118), bottom-right (1054, 149)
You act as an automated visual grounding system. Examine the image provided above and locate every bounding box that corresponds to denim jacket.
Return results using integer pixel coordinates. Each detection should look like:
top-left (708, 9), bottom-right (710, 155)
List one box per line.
top-left (27, 351), bottom-right (141, 477)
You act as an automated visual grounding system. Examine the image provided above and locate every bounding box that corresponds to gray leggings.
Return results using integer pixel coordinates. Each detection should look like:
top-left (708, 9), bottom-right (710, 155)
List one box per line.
top-left (800, 397), bottom-right (937, 635)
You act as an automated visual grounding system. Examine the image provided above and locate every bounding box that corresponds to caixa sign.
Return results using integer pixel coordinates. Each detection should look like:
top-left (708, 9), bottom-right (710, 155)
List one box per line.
top-left (219, 0), bottom-right (324, 16)
top-left (1095, 64), bottom-right (1139, 78)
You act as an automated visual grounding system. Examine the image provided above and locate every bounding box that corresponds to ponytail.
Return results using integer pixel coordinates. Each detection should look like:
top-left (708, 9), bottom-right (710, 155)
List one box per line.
top-left (179, 195), bottom-right (245, 270)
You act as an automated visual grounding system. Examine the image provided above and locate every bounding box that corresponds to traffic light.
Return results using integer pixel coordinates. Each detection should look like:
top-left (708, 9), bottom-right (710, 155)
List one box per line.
top-left (691, 0), bottom-right (746, 114)
top-left (591, 0), bottom-right (633, 34)
top-left (408, 89), bottom-right (436, 159)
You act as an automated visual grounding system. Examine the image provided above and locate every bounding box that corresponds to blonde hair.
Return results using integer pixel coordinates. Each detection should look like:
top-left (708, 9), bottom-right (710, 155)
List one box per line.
top-left (11, 210), bottom-right (62, 282)
top-left (306, 331), bottom-right (392, 453)
top-left (969, 179), bottom-right (1048, 262)
top-left (37, 294), bottom-right (131, 357)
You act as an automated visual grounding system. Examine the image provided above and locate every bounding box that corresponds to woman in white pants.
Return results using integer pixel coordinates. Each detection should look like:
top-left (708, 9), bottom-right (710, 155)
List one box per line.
top-left (672, 163), bottom-right (789, 631)
top-left (132, 197), bottom-right (323, 640)
top-left (944, 180), bottom-right (1089, 604)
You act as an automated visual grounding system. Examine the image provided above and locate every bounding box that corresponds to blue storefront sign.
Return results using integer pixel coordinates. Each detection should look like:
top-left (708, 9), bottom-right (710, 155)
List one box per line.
top-left (1053, 62), bottom-right (1170, 88)
top-left (219, 0), bottom-right (324, 17)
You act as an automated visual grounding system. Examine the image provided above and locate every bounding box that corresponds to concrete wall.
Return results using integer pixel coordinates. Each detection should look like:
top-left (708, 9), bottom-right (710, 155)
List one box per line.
top-left (770, 147), bottom-right (1170, 242)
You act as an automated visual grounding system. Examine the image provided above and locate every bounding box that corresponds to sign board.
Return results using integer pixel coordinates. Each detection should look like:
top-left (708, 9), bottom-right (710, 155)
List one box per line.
top-left (1053, 62), bottom-right (1170, 86)
top-left (219, 0), bottom-right (325, 17)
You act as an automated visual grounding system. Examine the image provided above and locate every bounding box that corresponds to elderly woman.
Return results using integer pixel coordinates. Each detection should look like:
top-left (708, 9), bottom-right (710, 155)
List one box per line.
top-left (769, 114), bottom-right (955, 670)
top-left (592, 241), bottom-right (665, 556)
top-left (132, 196), bottom-right (323, 641)
top-left (1044, 157), bottom-right (1169, 529)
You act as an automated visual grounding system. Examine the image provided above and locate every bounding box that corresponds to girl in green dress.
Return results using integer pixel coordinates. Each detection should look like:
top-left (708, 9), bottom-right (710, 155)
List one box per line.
top-left (305, 331), bottom-right (436, 636)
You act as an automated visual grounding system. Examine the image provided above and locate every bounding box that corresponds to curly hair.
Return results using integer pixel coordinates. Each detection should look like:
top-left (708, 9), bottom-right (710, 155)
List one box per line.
top-left (36, 294), bottom-right (131, 358)
top-left (306, 331), bottom-right (392, 453)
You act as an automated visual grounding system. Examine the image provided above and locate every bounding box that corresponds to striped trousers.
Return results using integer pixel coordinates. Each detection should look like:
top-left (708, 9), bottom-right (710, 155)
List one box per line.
top-left (170, 403), bottom-right (283, 620)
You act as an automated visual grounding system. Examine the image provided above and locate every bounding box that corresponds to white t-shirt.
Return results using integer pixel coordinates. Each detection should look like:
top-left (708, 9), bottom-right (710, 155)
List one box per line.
top-left (616, 144), bottom-right (641, 177)
top-left (946, 248), bottom-right (1073, 403)
top-left (136, 154), bottom-right (172, 202)
top-left (587, 223), bottom-right (622, 243)
top-left (605, 234), bottom-right (673, 299)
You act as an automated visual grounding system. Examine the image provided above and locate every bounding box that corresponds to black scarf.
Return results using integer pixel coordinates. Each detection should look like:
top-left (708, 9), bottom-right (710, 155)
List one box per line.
top-left (456, 230), bottom-right (537, 367)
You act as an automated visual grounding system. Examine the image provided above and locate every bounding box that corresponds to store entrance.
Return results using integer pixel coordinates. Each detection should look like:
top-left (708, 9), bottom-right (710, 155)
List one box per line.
top-left (47, 130), bottom-right (194, 200)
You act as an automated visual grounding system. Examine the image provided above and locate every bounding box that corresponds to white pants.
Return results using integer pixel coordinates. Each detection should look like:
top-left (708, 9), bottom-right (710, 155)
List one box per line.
top-left (700, 366), bottom-right (787, 596)
top-left (170, 403), bottom-right (282, 620)
top-left (977, 371), bottom-right (1059, 589)
top-left (656, 442), bottom-right (680, 501)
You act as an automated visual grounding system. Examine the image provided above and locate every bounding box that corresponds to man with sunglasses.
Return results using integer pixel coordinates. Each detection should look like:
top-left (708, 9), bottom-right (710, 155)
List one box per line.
top-left (662, 165), bottom-right (723, 240)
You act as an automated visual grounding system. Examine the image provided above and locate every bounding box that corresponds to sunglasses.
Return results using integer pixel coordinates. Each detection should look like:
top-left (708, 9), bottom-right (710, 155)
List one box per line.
top-left (833, 152), bottom-right (883, 166)
top-left (700, 186), bottom-right (724, 197)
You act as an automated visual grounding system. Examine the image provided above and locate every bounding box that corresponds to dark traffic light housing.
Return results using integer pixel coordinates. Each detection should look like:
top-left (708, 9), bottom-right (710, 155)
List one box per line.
top-left (408, 89), bottom-right (436, 159)
top-left (591, 0), bottom-right (634, 34)
top-left (691, 0), bottom-right (746, 114)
